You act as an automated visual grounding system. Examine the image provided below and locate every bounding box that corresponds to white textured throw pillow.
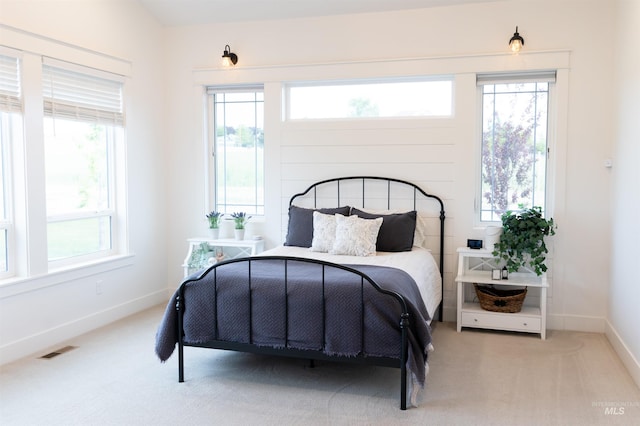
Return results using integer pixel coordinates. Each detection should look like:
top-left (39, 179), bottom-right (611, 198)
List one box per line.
top-left (310, 211), bottom-right (338, 252)
top-left (330, 214), bottom-right (383, 256)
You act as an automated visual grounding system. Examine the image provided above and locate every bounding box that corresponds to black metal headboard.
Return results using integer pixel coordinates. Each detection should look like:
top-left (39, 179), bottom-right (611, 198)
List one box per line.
top-left (289, 176), bottom-right (445, 321)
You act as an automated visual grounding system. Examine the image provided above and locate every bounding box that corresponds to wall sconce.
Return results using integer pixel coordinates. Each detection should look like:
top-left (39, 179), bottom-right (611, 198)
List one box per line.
top-left (221, 44), bottom-right (238, 67)
top-left (509, 26), bottom-right (524, 53)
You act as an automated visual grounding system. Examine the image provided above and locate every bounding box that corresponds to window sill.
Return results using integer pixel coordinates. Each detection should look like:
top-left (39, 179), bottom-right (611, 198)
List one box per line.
top-left (0, 253), bottom-right (135, 299)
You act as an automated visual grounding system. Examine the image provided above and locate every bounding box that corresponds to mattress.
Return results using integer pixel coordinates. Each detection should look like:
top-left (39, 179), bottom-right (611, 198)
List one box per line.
top-left (260, 245), bottom-right (442, 321)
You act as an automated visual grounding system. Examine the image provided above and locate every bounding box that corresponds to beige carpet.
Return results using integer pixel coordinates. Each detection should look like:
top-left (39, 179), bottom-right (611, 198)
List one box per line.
top-left (1, 304), bottom-right (638, 425)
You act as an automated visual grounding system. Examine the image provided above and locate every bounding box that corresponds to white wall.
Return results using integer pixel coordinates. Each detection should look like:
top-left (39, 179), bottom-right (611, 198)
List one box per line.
top-left (0, 0), bottom-right (168, 364)
top-left (1, 0), bottom-right (635, 382)
top-left (608, 0), bottom-right (640, 387)
top-left (163, 0), bottom-right (616, 330)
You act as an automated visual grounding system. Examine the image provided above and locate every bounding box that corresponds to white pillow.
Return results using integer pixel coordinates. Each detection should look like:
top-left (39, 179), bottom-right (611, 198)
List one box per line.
top-left (330, 214), bottom-right (383, 257)
top-left (309, 211), bottom-right (337, 252)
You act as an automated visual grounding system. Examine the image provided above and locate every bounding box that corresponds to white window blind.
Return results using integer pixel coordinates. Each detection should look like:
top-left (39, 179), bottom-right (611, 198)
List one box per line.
top-left (206, 84), bottom-right (264, 95)
top-left (42, 64), bottom-right (124, 125)
top-left (0, 54), bottom-right (21, 113)
top-left (477, 70), bottom-right (556, 85)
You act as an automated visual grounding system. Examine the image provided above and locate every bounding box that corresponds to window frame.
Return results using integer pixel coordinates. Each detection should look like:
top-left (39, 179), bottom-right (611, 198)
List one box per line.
top-left (475, 71), bottom-right (557, 225)
top-left (44, 119), bottom-right (120, 266)
top-left (284, 76), bottom-right (454, 121)
top-left (205, 85), bottom-right (265, 218)
top-left (0, 51), bottom-right (22, 279)
top-left (0, 112), bottom-right (15, 279)
top-left (42, 60), bottom-right (125, 268)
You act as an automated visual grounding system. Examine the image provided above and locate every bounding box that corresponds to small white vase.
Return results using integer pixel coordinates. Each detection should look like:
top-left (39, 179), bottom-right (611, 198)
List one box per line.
top-left (485, 226), bottom-right (502, 251)
top-left (209, 228), bottom-right (219, 240)
top-left (234, 229), bottom-right (245, 240)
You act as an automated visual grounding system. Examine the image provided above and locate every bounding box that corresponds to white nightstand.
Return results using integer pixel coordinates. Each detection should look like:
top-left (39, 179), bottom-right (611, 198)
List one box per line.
top-left (455, 247), bottom-right (548, 339)
top-left (182, 237), bottom-right (264, 278)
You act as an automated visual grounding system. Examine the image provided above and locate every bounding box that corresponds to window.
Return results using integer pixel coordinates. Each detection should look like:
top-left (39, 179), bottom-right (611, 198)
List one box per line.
top-left (0, 53), bottom-right (22, 277)
top-left (287, 78), bottom-right (453, 120)
top-left (207, 87), bottom-right (264, 216)
top-left (478, 72), bottom-right (555, 222)
top-left (42, 62), bottom-right (124, 263)
top-left (0, 119), bottom-right (8, 275)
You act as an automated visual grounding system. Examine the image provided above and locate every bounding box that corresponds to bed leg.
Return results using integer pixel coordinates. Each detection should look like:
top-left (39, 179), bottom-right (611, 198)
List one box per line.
top-left (178, 341), bottom-right (184, 383)
top-left (176, 294), bottom-right (185, 383)
top-left (400, 313), bottom-right (409, 410)
top-left (308, 359), bottom-right (315, 368)
top-left (400, 366), bottom-right (407, 410)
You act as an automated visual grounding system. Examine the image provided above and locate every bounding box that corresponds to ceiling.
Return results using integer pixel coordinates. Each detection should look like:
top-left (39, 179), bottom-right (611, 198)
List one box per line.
top-left (138, 0), bottom-right (497, 27)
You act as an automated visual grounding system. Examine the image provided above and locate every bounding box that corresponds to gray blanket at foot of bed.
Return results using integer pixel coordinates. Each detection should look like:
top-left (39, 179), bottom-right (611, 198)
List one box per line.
top-left (155, 259), bottom-right (432, 386)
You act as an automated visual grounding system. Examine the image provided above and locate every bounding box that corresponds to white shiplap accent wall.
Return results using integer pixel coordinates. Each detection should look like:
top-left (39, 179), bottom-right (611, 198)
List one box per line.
top-left (278, 114), bottom-right (462, 316)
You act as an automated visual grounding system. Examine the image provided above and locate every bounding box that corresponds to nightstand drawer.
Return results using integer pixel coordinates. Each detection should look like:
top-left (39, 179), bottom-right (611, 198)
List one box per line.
top-left (461, 311), bottom-right (541, 332)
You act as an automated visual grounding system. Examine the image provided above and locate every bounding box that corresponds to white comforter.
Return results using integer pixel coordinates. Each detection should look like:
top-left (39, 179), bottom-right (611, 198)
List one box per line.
top-left (260, 245), bottom-right (442, 321)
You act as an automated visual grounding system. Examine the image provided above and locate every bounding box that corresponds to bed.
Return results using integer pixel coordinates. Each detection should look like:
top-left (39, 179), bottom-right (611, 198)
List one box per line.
top-left (155, 176), bottom-right (445, 409)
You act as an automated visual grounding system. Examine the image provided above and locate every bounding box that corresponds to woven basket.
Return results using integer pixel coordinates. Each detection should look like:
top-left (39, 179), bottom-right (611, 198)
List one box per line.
top-left (474, 284), bottom-right (527, 313)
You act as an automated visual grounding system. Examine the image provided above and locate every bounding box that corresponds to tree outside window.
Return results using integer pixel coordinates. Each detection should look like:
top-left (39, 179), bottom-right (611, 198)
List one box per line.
top-left (480, 82), bottom-right (549, 222)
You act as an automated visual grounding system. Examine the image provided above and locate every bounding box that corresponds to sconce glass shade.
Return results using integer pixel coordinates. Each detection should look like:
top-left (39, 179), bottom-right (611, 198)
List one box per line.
top-left (222, 44), bottom-right (238, 66)
top-left (509, 26), bottom-right (524, 53)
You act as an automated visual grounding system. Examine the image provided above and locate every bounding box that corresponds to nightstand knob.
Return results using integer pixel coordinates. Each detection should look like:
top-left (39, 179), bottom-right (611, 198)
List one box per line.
top-left (474, 318), bottom-right (478, 322)
top-left (523, 322), bottom-right (528, 326)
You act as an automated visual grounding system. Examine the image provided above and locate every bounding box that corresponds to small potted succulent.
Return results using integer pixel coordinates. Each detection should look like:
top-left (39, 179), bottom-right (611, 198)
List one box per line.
top-left (230, 212), bottom-right (251, 240)
top-left (206, 211), bottom-right (223, 239)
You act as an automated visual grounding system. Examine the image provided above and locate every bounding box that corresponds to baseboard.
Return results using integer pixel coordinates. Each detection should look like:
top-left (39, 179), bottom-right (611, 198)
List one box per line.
top-left (0, 290), bottom-right (167, 366)
top-left (547, 313), bottom-right (606, 333)
top-left (605, 320), bottom-right (640, 389)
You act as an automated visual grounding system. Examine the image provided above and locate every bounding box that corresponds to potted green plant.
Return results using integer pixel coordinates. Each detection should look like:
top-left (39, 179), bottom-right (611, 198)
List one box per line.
top-left (206, 211), bottom-right (223, 239)
top-left (492, 207), bottom-right (556, 276)
top-left (230, 212), bottom-right (251, 240)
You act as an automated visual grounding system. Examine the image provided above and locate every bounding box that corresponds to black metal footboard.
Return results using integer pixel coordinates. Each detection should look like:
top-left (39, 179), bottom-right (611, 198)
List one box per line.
top-left (175, 256), bottom-right (415, 410)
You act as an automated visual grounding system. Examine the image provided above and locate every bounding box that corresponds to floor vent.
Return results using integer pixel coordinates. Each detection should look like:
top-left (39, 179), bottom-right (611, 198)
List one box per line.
top-left (40, 345), bottom-right (76, 359)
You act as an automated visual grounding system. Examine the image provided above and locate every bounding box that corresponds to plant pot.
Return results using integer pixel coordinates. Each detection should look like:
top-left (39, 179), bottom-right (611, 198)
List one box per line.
top-left (485, 226), bottom-right (502, 251)
top-left (234, 229), bottom-right (245, 240)
top-left (209, 228), bottom-right (219, 240)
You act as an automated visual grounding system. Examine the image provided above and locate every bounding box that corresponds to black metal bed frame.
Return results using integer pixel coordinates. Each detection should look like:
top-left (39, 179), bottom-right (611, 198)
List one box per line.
top-left (288, 176), bottom-right (445, 320)
top-left (175, 176), bottom-right (445, 410)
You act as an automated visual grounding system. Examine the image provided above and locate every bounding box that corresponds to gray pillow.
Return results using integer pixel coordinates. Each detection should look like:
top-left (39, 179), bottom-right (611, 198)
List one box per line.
top-left (284, 205), bottom-right (351, 247)
top-left (350, 208), bottom-right (416, 252)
